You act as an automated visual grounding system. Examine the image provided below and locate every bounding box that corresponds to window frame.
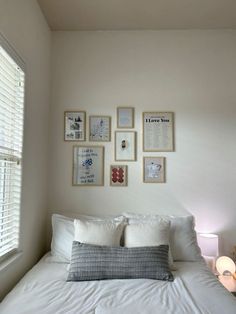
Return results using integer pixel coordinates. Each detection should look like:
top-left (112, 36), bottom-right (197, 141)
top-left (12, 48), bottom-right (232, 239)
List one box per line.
top-left (0, 33), bottom-right (26, 263)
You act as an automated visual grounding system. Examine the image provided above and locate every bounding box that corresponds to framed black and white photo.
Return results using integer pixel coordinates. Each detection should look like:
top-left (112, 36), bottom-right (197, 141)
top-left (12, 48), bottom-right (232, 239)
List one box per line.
top-left (143, 157), bottom-right (165, 183)
top-left (64, 111), bottom-right (86, 141)
top-left (115, 131), bottom-right (136, 161)
top-left (143, 112), bottom-right (174, 151)
top-left (73, 146), bottom-right (104, 186)
top-left (117, 107), bottom-right (134, 128)
top-left (89, 116), bottom-right (111, 142)
top-left (110, 165), bottom-right (128, 186)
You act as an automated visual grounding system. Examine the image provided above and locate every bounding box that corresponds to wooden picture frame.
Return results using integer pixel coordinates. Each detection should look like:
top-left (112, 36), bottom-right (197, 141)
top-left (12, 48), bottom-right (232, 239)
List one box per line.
top-left (143, 112), bottom-right (174, 151)
top-left (89, 115), bottom-right (111, 142)
top-left (110, 165), bottom-right (128, 186)
top-left (73, 145), bottom-right (104, 186)
top-left (64, 111), bottom-right (86, 141)
top-left (117, 107), bottom-right (134, 128)
top-left (115, 131), bottom-right (136, 161)
top-left (143, 157), bottom-right (165, 183)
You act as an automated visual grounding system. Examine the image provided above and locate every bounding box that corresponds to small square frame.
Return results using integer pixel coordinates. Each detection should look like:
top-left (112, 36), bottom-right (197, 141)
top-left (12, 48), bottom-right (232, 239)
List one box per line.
top-left (117, 107), bottom-right (134, 128)
top-left (64, 111), bottom-right (86, 141)
top-left (110, 165), bottom-right (128, 186)
top-left (143, 157), bottom-right (165, 183)
top-left (89, 115), bottom-right (111, 142)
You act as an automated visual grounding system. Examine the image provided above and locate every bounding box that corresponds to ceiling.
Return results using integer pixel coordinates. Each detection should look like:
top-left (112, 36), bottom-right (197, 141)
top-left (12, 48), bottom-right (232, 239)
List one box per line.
top-left (37, 0), bottom-right (236, 31)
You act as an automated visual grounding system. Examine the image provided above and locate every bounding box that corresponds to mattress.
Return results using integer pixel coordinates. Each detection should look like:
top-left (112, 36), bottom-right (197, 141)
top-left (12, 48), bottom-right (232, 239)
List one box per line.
top-left (0, 254), bottom-right (236, 314)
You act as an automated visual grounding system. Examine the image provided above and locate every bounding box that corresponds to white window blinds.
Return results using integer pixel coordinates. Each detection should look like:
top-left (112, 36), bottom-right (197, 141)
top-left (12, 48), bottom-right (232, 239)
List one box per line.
top-left (0, 41), bottom-right (25, 261)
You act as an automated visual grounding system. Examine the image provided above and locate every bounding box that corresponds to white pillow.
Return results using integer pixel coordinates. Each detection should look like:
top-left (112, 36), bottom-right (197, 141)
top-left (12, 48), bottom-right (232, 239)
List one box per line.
top-left (51, 214), bottom-right (74, 263)
top-left (168, 215), bottom-right (202, 261)
top-left (74, 219), bottom-right (125, 247)
top-left (51, 213), bottom-right (126, 262)
top-left (124, 218), bottom-right (175, 268)
top-left (124, 219), bottom-right (170, 247)
top-left (123, 212), bottom-right (201, 262)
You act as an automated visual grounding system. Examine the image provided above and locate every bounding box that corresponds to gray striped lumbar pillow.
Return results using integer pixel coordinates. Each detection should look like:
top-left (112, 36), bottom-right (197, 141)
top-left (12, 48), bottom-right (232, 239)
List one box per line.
top-left (67, 241), bottom-right (173, 282)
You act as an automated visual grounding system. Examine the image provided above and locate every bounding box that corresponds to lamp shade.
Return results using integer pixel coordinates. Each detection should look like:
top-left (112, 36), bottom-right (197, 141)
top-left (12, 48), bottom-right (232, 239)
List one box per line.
top-left (216, 256), bottom-right (236, 275)
top-left (197, 233), bottom-right (219, 257)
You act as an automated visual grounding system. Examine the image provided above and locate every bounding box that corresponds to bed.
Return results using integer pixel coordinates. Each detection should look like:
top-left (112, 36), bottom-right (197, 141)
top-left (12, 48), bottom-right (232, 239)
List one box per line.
top-left (1, 213), bottom-right (236, 314)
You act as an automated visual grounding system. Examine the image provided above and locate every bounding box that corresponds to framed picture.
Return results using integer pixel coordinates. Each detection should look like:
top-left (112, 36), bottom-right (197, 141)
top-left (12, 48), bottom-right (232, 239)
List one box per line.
top-left (110, 165), bottom-right (128, 186)
top-left (143, 112), bottom-right (174, 151)
top-left (115, 131), bottom-right (136, 161)
top-left (64, 111), bottom-right (86, 141)
top-left (143, 157), bottom-right (165, 183)
top-left (73, 146), bottom-right (104, 186)
top-left (89, 116), bottom-right (111, 141)
top-left (117, 107), bottom-right (134, 128)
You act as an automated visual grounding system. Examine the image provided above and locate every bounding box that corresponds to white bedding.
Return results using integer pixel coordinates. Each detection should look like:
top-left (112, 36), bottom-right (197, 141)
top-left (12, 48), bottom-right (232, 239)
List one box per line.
top-left (1, 254), bottom-right (236, 314)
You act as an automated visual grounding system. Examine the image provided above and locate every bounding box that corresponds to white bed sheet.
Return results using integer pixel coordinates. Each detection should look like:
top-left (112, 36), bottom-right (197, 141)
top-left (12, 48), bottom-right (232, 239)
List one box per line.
top-left (1, 254), bottom-right (236, 314)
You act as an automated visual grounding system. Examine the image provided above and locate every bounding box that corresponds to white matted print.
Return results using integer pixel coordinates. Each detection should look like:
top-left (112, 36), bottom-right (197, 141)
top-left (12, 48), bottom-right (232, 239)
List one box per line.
top-left (64, 111), bottom-right (86, 141)
top-left (117, 107), bottom-right (134, 128)
top-left (115, 131), bottom-right (136, 161)
top-left (110, 165), bottom-right (128, 186)
top-left (89, 116), bottom-right (111, 142)
top-left (143, 157), bottom-right (165, 183)
top-left (143, 112), bottom-right (174, 151)
top-left (73, 146), bottom-right (104, 186)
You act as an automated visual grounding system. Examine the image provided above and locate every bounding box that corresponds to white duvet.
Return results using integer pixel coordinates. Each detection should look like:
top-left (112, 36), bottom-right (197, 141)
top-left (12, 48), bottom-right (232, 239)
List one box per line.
top-left (1, 254), bottom-right (236, 314)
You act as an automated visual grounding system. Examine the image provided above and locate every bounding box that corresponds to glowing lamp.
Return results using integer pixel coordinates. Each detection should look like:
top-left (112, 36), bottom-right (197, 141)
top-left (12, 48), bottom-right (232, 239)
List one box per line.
top-left (216, 256), bottom-right (236, 276)
top-left (198, 233), bottom-right (219, 257)
top-left (197, 233), bottom-right (219, 273)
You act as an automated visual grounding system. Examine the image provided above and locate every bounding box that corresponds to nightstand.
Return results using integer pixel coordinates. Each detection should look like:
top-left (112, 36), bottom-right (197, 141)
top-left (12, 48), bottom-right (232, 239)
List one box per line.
top-left (218, 275), bottom-right (236, 296)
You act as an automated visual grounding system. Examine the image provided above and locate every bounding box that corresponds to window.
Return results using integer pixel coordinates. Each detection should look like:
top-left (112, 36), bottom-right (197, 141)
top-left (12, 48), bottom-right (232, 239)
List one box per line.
top-left (0, 36), bottom-right (25, 262)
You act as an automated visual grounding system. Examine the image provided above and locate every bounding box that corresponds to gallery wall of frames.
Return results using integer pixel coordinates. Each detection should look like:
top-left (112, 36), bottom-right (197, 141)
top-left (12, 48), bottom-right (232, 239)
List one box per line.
top-left (64, 109), bottom-right (174, 187)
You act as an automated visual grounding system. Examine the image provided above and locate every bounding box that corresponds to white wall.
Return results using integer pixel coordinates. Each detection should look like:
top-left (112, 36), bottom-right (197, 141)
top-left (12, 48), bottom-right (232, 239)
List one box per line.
top-left (0, 0), bottom-right (51, 300)
top-left (50, 30), bottom-right (236, 256)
